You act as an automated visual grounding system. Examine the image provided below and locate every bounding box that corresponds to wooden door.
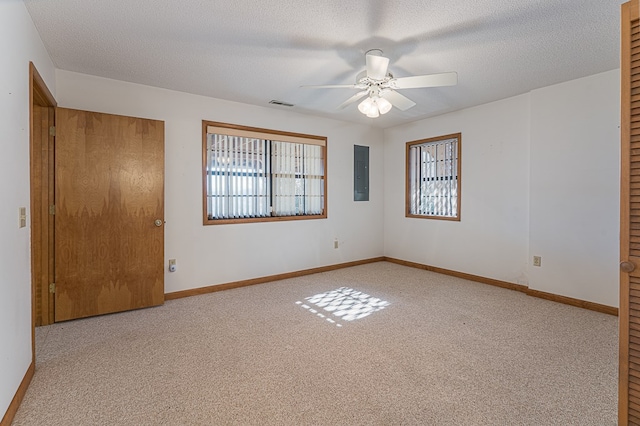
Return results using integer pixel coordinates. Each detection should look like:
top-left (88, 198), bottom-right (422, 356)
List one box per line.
top-left (54, 108), bottom-right (165, 322)
top-left (621, 1), bottom-right (640, 424)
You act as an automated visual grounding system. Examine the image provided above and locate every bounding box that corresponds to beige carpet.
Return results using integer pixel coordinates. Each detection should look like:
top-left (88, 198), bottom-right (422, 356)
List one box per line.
top-left (13, 262), bottom-right (617, 425)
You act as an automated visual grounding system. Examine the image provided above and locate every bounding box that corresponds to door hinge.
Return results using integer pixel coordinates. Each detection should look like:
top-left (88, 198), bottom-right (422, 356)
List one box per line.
top-left (49, 126), bottom-right (56, 137)
top-left (49, 283), bottom-right (55, 293)
top-left (49, 205), bottom-right (55, 215)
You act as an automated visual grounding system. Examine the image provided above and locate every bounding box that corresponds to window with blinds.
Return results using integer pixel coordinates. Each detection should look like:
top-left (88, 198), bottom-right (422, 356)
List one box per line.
top-left (203, 121), bottom-right (327, 224)
top-left (406, 133), bottom-right (461, 220)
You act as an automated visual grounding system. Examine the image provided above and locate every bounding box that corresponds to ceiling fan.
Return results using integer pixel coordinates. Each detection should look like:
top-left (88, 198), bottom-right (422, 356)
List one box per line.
top-left (302, 49), bottom-right (457, 118)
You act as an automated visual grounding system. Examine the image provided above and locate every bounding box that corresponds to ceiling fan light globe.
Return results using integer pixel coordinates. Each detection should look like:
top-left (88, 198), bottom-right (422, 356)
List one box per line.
top-left (358, 97), bottom-right (375, 115)
top-left (366, 107), bottom-right (380, 118)
top-left (377, 97), bottom-right (392, 114)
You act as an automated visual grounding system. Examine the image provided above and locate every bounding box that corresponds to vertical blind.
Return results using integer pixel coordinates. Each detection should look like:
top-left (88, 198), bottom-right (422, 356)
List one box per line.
top-left (272, 141), bottom-right (324, 216)
top-left (206, 134), bottom-right (270, 219)
top-left (206, 132), bottom-right (324, 220)
top-left (408, 137), bottom-right (458, 217)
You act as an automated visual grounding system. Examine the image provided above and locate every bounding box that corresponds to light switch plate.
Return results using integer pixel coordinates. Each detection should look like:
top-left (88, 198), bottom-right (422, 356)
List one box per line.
top-left (19, 207), bottom-right (26, 228)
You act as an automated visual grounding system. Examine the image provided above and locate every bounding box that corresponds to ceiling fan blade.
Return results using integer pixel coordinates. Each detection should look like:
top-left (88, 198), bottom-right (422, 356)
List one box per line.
top-left (337, 91), bottom-right (368, 110)
top-left (382, 90), bottom-right (416, 111)
top-left (392, 72), bottom-right (458, 89)
top-left (366, 54), bottom-right (390, 80)
top-left (300, 84), bottom-right (358, 89)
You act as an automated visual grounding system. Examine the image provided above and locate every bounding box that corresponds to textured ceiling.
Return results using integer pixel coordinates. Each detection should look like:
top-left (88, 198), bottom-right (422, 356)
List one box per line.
top-left (24, 0), bottom-right (622, 129)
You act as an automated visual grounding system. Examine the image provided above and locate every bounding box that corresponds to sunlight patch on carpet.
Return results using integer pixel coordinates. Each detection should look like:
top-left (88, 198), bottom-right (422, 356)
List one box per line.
top-left (296, 287), bottom-right (390, 327)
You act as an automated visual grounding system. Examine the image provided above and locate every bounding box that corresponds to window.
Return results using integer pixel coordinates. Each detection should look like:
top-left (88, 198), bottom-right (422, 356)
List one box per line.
top-left (406, 133), bottom-right (461, 220)
top-left (203, 121), bottom-right (327, 224)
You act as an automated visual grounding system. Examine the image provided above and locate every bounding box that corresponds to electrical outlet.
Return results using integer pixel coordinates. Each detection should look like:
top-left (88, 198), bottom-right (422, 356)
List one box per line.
top-left (168, 259), bottom-right (177, 272)
top-left (334, 239), bottom-right (339, 249)
top-left (533, 256), bottom-right (542, 267)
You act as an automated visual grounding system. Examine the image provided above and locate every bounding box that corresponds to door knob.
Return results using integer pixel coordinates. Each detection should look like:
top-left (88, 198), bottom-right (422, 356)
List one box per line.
top-left (154, 219), bottom-right (163, 227)
top-left (621, 261), bottom-right (636, 273)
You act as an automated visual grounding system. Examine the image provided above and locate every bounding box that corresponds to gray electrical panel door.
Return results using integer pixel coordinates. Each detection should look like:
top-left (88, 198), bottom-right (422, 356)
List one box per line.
top-left (354, 145), bottom-right (369, 201)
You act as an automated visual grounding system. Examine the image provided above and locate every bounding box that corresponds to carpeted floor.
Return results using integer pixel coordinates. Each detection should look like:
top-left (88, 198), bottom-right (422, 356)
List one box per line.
top-left (13, 262), bottom-right (618, 425)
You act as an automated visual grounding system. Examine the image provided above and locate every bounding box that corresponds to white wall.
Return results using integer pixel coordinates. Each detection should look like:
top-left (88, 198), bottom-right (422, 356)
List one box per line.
top-left (383, 70), bottom-right (620, 307)
top-left (529, 70), bottom-right (620, 306)
top-left (0, 0), bottom-right (55, 419)
top-left (55, 71), bottom-right (385, 294)
top-left (384, 94), bottom-right (531, 285)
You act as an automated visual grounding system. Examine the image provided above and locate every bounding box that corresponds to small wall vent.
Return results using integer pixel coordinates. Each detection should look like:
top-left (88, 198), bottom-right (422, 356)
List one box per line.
top-left (269, 100), bottom-right (295, 107)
